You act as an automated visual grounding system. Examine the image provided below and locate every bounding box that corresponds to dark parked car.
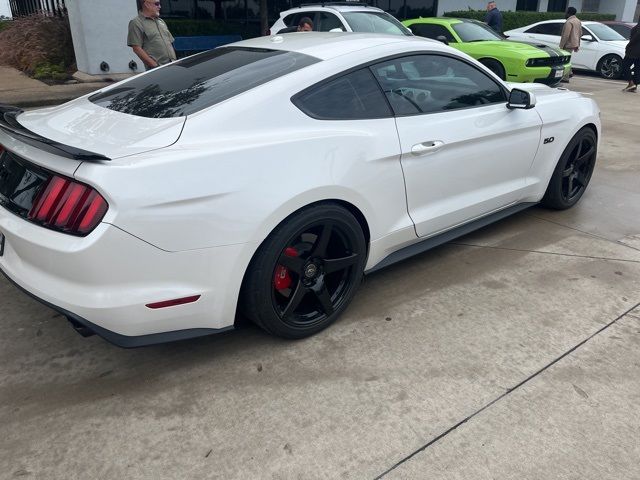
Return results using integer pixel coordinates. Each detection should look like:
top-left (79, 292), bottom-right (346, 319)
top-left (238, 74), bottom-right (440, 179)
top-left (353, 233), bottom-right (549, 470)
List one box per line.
top-left (600, 21), bottom-right (637, 40)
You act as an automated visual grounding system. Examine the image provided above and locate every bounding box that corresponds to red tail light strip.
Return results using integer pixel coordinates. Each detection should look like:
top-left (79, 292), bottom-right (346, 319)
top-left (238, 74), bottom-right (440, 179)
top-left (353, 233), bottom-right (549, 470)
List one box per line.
top-left (28, 174), bottom-right (108, 236)
top-left (146, 295), bottom-right (201, 309)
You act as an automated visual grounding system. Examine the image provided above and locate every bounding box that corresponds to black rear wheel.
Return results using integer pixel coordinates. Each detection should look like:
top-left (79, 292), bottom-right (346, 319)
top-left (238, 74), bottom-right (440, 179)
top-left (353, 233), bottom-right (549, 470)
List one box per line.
top-left (542, 127), bottom-right (597, 210)
top-left (241, 204), bottom-right (366, 339)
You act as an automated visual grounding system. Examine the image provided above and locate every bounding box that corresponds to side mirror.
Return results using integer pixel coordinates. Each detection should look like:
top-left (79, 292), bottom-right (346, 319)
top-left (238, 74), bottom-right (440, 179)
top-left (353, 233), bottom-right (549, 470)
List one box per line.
top-left (435, 35), bottom-right (449, 45)
top-left (581, 34), bottom-right (595, 42)
top-left (507, 88), bottom-right (537, 110)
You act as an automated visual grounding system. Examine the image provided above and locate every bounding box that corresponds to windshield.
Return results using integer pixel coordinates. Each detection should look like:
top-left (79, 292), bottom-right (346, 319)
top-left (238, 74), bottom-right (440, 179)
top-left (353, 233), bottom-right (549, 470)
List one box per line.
top-left (89, 47), bottom-right (319, 118)
top-left (587, 23), bottom-right (626, 41)
top-left (452, 21), bottom-right (503, 41)
top-left (342, 12), bottom-right (412, 36)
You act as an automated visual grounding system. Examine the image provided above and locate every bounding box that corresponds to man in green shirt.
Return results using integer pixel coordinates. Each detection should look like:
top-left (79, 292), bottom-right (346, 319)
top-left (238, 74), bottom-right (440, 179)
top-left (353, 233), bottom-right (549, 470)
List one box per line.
top-left (127, 0), bottom-right (177, 70)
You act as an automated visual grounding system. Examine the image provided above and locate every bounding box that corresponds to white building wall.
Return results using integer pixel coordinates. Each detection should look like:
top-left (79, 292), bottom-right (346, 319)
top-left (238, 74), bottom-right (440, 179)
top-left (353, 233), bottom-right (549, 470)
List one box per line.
top-left (66, 0), bottom-right (140, 75)
top-left (0, 0), bottom-right (12, 18)
top-left (595, 0), bottom-right (636, 21)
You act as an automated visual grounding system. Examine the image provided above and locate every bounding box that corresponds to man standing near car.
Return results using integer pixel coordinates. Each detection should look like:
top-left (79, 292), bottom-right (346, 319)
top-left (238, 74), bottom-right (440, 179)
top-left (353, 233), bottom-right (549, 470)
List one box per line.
top-left (128, 0), bottom-right (177, 71)
top-left (559, 7), bottom-right (581, 83)
top-left (484, 2), bottom-right (503, 35)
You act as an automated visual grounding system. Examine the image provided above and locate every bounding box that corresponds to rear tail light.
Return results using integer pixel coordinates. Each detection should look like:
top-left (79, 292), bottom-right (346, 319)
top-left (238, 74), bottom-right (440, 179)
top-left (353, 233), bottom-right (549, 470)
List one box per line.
top-left (28, 174), bottom-right (108, 236)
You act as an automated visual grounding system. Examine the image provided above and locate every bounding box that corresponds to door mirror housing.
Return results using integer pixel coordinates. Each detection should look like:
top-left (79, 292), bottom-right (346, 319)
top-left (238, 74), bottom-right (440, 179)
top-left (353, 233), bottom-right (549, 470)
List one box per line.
top-left (435, 35), bottom-right (449, 45)
top-left (581, 34), bottom-right (595, 42)
top-left (507, 88), bottom-right (537, 110)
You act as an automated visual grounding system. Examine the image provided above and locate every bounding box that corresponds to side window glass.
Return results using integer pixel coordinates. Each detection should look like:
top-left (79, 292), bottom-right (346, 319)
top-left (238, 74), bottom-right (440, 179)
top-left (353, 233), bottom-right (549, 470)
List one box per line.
top-left (294, 68), bottom-right (392, 120)
top-left (318, 12), bottom-right (344, 31)
top-left (370, 54), bottom-right (506, 116)
top-left (409, 24), bottom-right (455, 42)
top-left (550, 23), bottom-right (564, 35)
top-left (283, 14), bottom-right (297, 27)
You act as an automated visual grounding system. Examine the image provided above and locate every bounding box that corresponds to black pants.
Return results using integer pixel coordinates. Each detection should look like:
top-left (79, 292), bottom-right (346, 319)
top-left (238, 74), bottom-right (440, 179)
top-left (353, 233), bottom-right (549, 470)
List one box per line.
top-left (622, 56), bottom-right (640, 84)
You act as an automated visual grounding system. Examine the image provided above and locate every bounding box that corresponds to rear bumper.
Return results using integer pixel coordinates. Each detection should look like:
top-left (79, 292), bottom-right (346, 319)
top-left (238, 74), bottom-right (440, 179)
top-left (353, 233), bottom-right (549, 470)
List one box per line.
top-left (0, 268), bottom-right (232, 347)
top-left (0, 207), bottom-right (254, 345)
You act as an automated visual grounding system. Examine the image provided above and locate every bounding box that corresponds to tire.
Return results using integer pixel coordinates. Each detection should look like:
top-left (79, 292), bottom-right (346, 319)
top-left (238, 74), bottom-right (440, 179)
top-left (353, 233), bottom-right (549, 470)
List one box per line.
top-left (597, 54), bottom-right (623, 79)
top-left (479, 59), bottom-right (506, 81)
top-left (241, 203), bottom-right (367, 339)
top-left (541, 127), bottom-right (597, 210)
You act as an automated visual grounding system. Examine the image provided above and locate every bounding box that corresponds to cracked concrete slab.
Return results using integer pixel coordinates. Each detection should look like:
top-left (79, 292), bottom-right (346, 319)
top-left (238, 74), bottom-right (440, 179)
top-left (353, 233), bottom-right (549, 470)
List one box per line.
top-left (383, 314), bottom-right (640, 480)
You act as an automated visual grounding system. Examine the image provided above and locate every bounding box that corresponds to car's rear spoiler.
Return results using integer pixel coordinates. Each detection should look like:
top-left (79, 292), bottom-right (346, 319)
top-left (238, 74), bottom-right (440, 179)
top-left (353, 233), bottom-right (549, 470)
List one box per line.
top-left (0, 104), bottom-right (111, 162)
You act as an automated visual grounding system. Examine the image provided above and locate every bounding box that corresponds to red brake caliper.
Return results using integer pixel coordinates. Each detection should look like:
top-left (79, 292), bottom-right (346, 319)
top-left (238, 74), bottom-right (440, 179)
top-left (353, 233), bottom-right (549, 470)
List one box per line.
top-left (274, 247), bottom-right (299, 291)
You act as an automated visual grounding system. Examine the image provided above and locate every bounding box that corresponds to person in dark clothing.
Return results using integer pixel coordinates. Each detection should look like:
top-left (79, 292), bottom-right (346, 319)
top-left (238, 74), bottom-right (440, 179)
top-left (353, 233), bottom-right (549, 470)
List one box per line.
top-left (484, 1), bottom-right (503, 34)
top-left (622, 23), bottom-right (640, 92)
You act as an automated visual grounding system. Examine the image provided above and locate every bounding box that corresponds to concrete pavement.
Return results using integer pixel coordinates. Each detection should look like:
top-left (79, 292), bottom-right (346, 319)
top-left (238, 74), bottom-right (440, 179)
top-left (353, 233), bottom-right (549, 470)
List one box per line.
top-left (0, 66), bottom-right (108, 108)
top-left (1, 74), bottom-right (640, 479)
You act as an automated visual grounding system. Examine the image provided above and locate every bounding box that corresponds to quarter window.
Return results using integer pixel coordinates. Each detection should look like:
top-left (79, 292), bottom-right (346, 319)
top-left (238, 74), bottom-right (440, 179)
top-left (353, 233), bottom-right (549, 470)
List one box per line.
top-left (370, 54), bottom-right (506, 116)
top-left (293, 69), bottom-right (392, 120)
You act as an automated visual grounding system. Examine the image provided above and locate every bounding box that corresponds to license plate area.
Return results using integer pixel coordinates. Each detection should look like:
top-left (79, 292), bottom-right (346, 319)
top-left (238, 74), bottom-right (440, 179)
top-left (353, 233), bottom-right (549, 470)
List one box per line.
top-left (0, 149), bottom-right (49, 219)
top-left (553, 69), bottom-right (564, 78)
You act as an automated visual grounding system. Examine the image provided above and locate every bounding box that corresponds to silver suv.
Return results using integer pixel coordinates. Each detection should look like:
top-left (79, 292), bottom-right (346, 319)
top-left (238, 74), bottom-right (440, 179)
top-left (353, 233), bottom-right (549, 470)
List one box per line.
top-left (269, 3), bottom-right (412, 36)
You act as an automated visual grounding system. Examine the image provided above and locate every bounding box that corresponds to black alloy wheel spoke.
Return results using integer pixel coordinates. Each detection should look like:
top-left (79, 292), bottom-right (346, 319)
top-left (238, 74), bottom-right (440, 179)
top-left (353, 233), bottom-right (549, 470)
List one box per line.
top-left (312, 281), bottom-right (335, 315)
top-left (575, 171), bottom-right (588, 187)
top-left (281, 280), bottom-right (309, 318)
top-left (567, 176), bottom-right (575, 196)
top-left (277, 253), bottom-right (305, 274)
top-left (323, 253), bottom-right (359, 274)
top-left (562, 165), bottom-right (574, 178)
top-left (576, 146), bottom-right (595, 165)
top-left (311, 223), bottom-right (333, 258)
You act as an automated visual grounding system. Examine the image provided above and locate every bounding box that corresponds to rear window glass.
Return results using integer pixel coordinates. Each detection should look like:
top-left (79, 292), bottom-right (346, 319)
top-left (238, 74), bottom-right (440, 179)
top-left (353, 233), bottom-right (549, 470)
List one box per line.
top-left (89, 47), bottom-right (320, 118)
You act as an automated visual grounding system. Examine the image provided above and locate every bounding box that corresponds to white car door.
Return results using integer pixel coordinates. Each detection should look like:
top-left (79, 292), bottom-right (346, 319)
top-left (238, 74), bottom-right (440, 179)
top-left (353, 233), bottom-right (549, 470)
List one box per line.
top-left (370, 54), bottom-right (543, 238)
top-left (572, 26), bottom-right (600, 69)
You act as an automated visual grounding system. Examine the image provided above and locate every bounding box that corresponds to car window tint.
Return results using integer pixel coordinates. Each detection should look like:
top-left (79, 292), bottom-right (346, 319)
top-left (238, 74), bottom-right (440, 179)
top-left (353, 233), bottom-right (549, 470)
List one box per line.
top-left (409, 23), bottom-right (456, 42)
top-left (370, 54), bottom-right (506, 116)
top-left (528, 23), bottom-right (563, 35)
top-left (586, 23), bottom-right (625, 41)
top-left (342, 12), bottom-right (411, 35)
top-left (90, 47), bottom-right (319, 118)
top-left (318, 12), bottom-right (344, 31)
top-left (293, 68), bottom-right (392, 120)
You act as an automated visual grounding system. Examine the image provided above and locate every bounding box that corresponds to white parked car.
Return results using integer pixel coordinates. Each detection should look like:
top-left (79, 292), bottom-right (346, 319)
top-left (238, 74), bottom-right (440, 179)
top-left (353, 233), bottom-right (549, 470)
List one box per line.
top-left (505, 20), bottom-right (628, 79)
top-left (269, 3), bottom-right (411, 35)
top-left (0, 33), bottom-right (600, 347)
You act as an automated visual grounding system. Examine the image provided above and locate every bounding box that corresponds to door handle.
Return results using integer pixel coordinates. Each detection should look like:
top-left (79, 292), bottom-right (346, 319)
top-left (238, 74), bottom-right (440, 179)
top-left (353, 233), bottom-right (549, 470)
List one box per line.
top-left (411, 140), bottom-right (444, 156)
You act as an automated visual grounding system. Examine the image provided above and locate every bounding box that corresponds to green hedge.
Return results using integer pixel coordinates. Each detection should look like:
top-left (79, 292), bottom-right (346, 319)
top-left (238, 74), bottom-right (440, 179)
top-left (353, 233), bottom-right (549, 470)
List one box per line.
top-left (0, 20), bottom-right (11, 33)
top-left (443, 10), bottom-right (615, 32)
top-left (164, 19), bottom-right (261, 39)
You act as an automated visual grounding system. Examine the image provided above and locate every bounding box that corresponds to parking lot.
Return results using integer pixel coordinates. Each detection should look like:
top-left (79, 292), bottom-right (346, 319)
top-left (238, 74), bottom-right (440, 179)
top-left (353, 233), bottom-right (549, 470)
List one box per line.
top-left (1, 74), bottom-right (640, 479)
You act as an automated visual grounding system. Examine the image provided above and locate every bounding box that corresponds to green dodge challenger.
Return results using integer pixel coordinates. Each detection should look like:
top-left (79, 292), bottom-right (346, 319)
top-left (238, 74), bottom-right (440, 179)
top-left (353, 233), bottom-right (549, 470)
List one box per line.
top-left (403, 17), bottom-right (571, 86)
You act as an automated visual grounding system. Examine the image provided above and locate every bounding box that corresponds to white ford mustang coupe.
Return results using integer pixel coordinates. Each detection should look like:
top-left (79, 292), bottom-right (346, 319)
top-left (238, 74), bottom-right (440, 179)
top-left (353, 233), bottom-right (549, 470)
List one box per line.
top-left (0, 33), bottom-right (600, 347)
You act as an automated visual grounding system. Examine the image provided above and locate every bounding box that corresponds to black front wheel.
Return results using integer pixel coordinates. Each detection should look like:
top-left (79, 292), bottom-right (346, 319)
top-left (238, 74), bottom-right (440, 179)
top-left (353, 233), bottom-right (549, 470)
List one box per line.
top-left (241, 204), bottom-right (366, 339)
top-left (542, 127), bottom-right (597, 210)
top-left (597, 54), bottom-right (622, 79)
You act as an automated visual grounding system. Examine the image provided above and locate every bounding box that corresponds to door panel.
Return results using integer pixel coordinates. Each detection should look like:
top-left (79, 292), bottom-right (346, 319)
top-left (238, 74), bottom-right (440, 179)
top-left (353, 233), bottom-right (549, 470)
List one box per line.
top-left (371, 54), bottom-right (542, 238)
